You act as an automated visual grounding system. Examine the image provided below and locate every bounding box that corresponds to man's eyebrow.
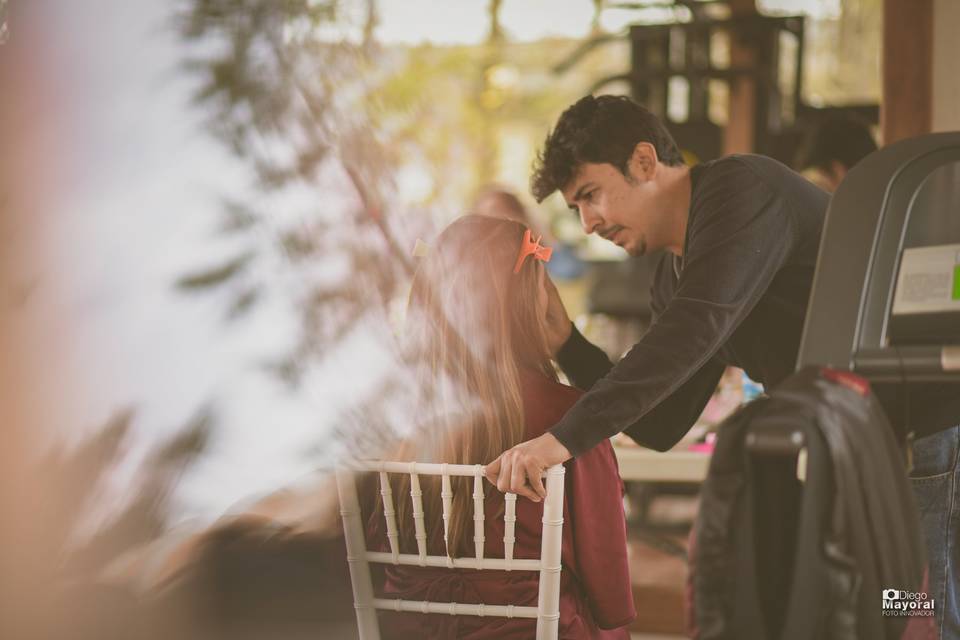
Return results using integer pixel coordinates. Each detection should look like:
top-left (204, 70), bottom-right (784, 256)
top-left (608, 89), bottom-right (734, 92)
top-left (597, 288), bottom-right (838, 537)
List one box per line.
top-left (567, 182), bottom-right (594, 207)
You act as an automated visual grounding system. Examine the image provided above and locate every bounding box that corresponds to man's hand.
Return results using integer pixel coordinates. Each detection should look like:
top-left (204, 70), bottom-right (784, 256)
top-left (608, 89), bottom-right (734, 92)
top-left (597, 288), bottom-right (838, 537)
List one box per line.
top-left (484, 433), bottom-right (572, 501)
top-left (544, 275), bottom-right (572, 356)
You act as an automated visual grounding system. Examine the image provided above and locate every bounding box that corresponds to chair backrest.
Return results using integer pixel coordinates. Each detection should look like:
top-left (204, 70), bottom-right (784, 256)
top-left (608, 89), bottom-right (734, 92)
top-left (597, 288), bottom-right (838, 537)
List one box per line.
top-left (336, 461), bottom-right (566, 640)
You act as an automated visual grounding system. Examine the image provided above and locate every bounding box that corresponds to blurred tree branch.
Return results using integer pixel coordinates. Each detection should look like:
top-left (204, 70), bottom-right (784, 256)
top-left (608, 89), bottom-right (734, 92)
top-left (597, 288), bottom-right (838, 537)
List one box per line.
top-left (175, 0), bottom-right (413, 388)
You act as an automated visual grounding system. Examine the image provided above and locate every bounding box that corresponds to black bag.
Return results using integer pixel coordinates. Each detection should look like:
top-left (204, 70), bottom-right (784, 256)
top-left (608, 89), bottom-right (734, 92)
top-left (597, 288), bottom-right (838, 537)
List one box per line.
top-left (692, 366), bottom-right (926, 640)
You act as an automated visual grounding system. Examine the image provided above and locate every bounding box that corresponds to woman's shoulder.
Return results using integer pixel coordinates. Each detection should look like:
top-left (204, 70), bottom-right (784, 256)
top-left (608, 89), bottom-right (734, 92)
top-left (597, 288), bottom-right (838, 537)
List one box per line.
top-left (519, 368), bottom-right (583, 438)
top-left (519, 367), bottom-right (582, 405)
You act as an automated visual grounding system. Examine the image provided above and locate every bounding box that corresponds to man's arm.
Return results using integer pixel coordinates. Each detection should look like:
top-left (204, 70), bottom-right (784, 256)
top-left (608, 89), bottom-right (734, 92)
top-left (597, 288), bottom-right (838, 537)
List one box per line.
top-left (555, 306), bottom-right (725, 451)
top-left (621, 357), bottom-right (725, 451)
top-left (555, 323), bottom-right (614, 391)
top-left (550, 164), bottom-right (792, 457)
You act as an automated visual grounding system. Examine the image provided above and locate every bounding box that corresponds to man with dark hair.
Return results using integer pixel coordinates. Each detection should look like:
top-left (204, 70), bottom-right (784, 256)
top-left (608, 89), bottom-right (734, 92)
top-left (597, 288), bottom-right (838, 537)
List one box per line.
top-left (485, 93), bottom-right (830, 497)
top-left (796, 115), bottom-right (878, 192)
top-left (485, 94), bottom-right (960, 636)
top-left (529, 95), bottom-right (686, 203)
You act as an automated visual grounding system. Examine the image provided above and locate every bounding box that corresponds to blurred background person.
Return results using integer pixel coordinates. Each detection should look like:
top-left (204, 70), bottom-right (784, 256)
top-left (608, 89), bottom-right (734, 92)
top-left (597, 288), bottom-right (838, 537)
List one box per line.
top-left (795, 114), bottom-right (879, 193)
top-left (471, 185), bottom-right (535, 226)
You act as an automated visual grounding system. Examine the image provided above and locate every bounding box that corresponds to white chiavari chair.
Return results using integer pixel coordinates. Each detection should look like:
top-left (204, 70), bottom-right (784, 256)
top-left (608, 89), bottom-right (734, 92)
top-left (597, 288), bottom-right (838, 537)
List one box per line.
top-left (336, 461), bottom-right (565, 640)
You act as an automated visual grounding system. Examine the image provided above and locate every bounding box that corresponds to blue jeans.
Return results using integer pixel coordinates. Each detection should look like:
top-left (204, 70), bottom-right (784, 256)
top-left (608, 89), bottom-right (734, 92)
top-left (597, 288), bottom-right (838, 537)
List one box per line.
top-left (911, 425), bottom-right (960, 640)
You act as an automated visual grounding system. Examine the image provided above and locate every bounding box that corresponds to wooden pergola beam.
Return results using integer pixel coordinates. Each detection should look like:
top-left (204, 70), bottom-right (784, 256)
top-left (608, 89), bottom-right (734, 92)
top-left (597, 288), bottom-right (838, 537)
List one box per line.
top-left (881, 0), bottom-right (933, 144)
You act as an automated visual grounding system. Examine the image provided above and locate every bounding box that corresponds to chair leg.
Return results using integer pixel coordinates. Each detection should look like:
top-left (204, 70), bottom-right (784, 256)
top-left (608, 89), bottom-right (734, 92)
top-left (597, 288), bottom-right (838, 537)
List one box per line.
top-left (536, 466), bottom-right (565, 640)
top-left (336, 468), bottom-right (382, 640)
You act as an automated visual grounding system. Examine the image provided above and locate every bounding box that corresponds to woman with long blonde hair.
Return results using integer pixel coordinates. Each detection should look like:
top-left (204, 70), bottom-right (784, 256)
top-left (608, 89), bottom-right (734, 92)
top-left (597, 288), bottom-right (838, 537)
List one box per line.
top-left (368, 214), bottom-right (634, 639)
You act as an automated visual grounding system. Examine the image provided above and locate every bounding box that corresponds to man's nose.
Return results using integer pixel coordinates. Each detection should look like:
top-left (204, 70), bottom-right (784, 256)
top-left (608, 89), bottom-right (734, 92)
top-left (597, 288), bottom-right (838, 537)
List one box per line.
top-left (578, 206), bottom-right (602, 235)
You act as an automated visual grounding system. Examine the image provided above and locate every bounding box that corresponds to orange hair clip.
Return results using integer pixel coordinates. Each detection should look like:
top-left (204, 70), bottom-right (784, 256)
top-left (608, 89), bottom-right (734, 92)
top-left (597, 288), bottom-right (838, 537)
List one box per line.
top-left (513, 229), bottom-right (553, 274)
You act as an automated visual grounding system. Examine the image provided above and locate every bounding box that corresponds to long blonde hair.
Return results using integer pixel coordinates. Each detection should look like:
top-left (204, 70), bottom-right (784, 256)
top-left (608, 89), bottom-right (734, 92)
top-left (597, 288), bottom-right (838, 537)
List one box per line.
top-left (387, 215), bottom-right (556, 558)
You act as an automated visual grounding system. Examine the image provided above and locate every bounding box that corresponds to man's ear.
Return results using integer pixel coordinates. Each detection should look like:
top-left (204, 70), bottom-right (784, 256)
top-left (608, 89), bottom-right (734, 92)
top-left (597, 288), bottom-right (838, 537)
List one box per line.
top-left (628, 142), bottom-right (659, 181)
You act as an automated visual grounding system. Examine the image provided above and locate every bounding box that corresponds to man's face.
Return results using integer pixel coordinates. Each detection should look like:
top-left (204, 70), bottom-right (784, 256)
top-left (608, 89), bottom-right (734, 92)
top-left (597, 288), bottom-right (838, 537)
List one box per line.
top-left (560, 158), bottom-right (667, 257)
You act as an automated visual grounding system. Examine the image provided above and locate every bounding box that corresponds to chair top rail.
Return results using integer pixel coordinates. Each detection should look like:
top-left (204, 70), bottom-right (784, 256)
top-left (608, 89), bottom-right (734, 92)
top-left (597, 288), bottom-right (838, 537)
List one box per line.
top-left (344, 460), bottom-right (563, 477)
top-left (365, 551), bottom-right (541, 571)
top-left (372, 598), bottom-right (539, 619)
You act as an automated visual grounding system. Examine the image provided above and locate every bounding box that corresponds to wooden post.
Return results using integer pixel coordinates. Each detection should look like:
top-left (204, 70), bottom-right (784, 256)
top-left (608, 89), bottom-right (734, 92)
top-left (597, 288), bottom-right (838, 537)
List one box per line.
top-left (932, 0), bottom-right (960, 131)
top-left (882, 0), bottom-right (933, 144)
top-left (723, 0), bottom-right (758, 155)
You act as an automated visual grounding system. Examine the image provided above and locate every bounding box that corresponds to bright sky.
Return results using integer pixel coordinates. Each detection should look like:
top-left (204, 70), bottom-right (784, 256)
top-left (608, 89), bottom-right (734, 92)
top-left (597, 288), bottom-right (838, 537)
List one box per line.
top-left (373, 0), bottom-right (840, 45)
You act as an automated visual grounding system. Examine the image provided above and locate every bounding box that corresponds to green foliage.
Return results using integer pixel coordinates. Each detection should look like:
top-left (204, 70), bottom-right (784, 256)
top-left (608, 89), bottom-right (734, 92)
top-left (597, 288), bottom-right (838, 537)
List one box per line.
top-left (227, 286), bottom-right (260, 320)
top-left (175, 251), bottom-right (254, 290)
top-left (804, 0), bottom-right (881, 105)
top-left (175, 0), bottom-right (415, 399)
top-left (218, 197), bottom-right (260, 233)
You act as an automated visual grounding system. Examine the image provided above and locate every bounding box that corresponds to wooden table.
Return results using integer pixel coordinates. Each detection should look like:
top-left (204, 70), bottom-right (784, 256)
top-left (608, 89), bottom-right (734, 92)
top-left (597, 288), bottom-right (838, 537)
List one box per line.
top-left (613, 446), bottom-right (711, 483)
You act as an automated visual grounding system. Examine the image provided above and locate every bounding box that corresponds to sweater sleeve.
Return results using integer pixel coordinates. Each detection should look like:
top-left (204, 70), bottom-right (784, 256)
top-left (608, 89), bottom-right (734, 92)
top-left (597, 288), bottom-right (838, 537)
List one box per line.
top-left (621, 357), bottom-right (725, 451)
top-left (551, 159), bottom-right (798, 457)
top-left (555, 323), bottom-right (614, 391)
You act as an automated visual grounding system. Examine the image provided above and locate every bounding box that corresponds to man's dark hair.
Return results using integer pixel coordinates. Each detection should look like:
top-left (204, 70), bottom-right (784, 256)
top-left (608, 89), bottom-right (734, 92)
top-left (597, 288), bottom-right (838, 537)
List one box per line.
top-left (530, 94), bottom-right (684, 202)
top-left (796, 115), bottom-right (878, 173)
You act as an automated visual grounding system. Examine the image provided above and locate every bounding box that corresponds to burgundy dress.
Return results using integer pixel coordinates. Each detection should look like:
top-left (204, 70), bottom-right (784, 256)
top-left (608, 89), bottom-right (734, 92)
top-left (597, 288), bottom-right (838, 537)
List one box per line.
top-left (368, 369), bottom-right (636, 639)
